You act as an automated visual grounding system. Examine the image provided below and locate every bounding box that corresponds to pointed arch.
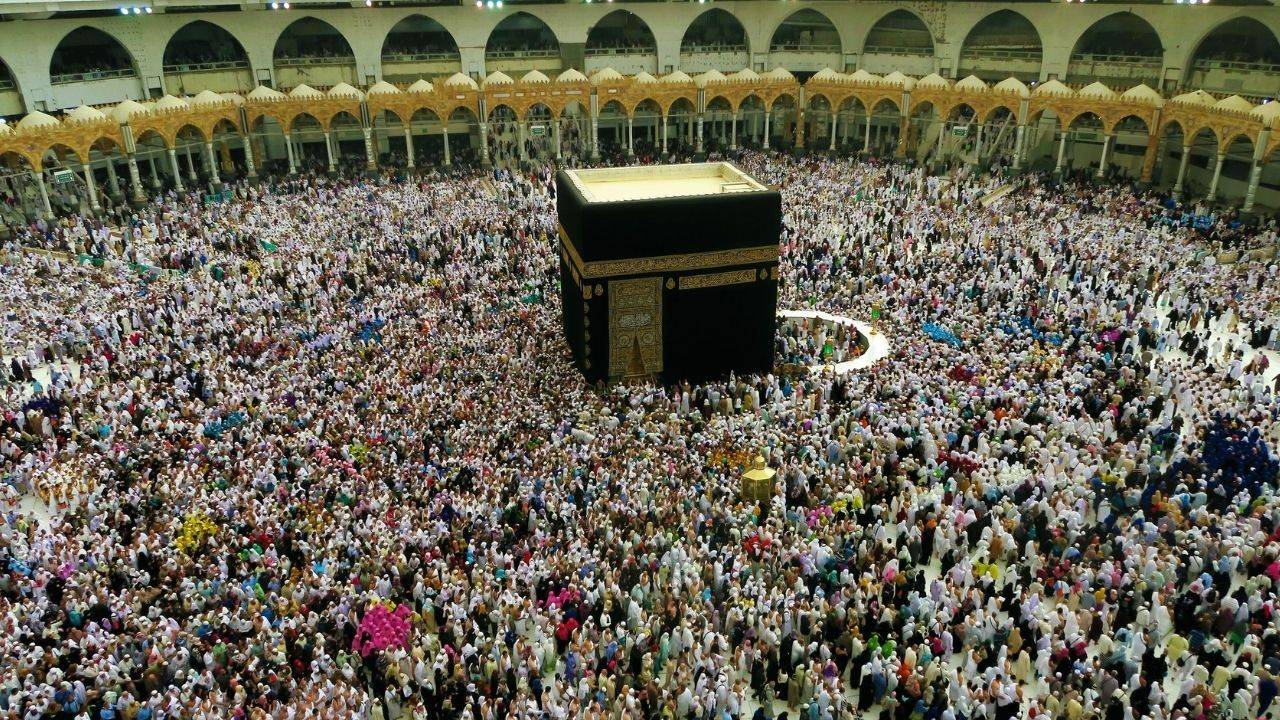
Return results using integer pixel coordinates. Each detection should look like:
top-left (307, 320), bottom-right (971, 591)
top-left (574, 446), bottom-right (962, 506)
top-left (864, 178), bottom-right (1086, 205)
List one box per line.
top-left (164, 20), bottom-right (250, 69)
top-left (958, 10), bottom-right (1042, 82)
top-left (1066, 12), bottom-right (1162, 86)
top-left (486, 11), bottom-right (560, 57)
top-left (862, 9), bottom-right (933, 56)
top-left (680, 8), bottom-right (748, 56)
top-left (382, 14), bottom-right (460, 62)
top-left (273, 16), bottom-right (355, 62)
top-left (50, 26), bottom-right (137, 83)
top-left (769, 9), bottom-right (841, 54)
top-left (1188, 17), bottom-right (1280, 68)
top-left (586, 9), bottom-right (657, 55)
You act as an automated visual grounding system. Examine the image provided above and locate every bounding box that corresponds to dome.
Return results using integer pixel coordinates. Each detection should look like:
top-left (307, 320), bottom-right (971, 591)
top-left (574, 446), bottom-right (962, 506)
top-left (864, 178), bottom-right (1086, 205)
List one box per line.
top-left (880, 71), bottom-right (911, 89)
top-left (763, 67), bottom-right (794, 82)
top-left (1250, 101), bottom-right (1280, 128)
top-left (407, 79), bottom-right (435, 93)
top-left (1214, 94), bottom-right (1254, 114)
top-left (590, 67), bottom-right (624, 85)
top-left (661, 70), bottom-right (693, 84)
top-left (66, 104), bottom-right (107, 123)
top-left (191, 90), bottom-right (225, 106)
top-left (155, 94), bottom-right (191, 110)
top-left (1076, 81), bottom-right (1117, 100)
top-left (288, 84), bottom-right (323, 99)
top-left (520, 70), bottom-right (550, 84)
top-left (915, 73), bottom-right (948, 89)
top-left (17, 111), bottom-right (60, 131)
top-left (247, 85), bottom-right (286, 101)
top-left (810, 68), bottom-right (840, 82)
top-left (557, 68), bottom-right (588, 83)
top-left (731, 68), bottom-right (760, 82)
top-left (846, 69), bottom-right (880, 85)
top-left (482, 71), bottom-right (514, 87)
top-left (444, 73), bottom-right (478, 89)
top-left (993, 77), bottom-right (1030, 99)
top-left (695, 69), bottom-right (726, 87)
top-left (955, 75), bottom-right (988, 92)
top-left (1172, 89), bottom-right (1215, 107)
top-left (328, 82), bottom-right (364, 100)
top-left (220, 92), bottom-right (245, 106)
top-left (367, 81), bottom-right (401, 96)
top-left (1120, 83), bottom-right (1161, 105)
top-left (634, 71), bottom-right (658, 84)
top-left (1032, 79), bottom-right (1074, 98)
top-left (111, 99), bottom-right (150, 122)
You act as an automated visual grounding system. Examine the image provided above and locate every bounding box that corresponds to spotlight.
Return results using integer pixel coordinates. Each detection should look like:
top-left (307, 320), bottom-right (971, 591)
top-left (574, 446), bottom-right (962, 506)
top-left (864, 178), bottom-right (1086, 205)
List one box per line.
top-left (282, 2), bottom-right (289, 7)
top-left (145, 6), bottom-right (152, 12)
top-left (476, 0), bottom-right (481, 5)
top-left (120, 6), bottom-right (129, 13)
top-left (486, 0), bottom-right (493, 7)
top-left (271, 1), bottom-right (278, 7)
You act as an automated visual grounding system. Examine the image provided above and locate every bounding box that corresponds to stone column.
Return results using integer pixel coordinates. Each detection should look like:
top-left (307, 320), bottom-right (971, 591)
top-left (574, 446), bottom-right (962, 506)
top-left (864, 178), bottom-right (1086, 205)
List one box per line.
top-left (626, 117), bottom-right (634, 157)
top-left (1096, 134), bottom-right (1112, 179)
top-left (479, 122), bottom-right (490, 166)
top-left (34, 171), bottom-right (53, 219)
top-left (404, 126), bottom-right (415, 169)
top-left (1244, 128), bottom-right (1269, 212)
top-left (1054, 131), bottom-right (1068, 174)
top-left (363, 127), bottom-right (376, 170)
top-left (127, 155), bottom-right (144, 201)
top-left (1173, 144), bottom-right (1191, 195)
top-left (204, 141), bottom-right (220, 186)
top-left (184, 146), bottom-right (198, 184)
top-left (829, 111), bottom-right (838, 152)
top-left (168, 148), bottom-right (185, 193)
top-left (148, 155), bottom-right (162, 190)
top-left (1139, 132), bottom-right (1160, 184)
top-left (590, 109), bottom-right (600, 160)
top-left (519, 121), bottom-right (528, 161)
top-left (442, 127), bottom-right (451, 166)
top-left (285, 132), bottom-right (297, 174)
top-left (695, 112), bottom-right (704, 154)
top-left (1013, 124), bottom-right (1026, 170)
top-left (104, 157), bottom-right (120, 197)
top-left (863, 114), bottom-right (872, 156)
top-left (795, 107), bottom-right (806, 149)
top-left (662, 115), bottom-right (669, 155)
top-left (763, 110), bottom-right (771, 150)
top-left (554, 120), bottom-right (562, 160)
top-left (242, 135), bottom-right (257, 178)
top-left (975, 123), bottom-right (985, 163)
top-left (1207, 151), bottom-right (1225, 200)
top-left (83, 162), bottom-right (100, 212)
top-left (324, 130), bottom-right (336, 173)
top-left (731, 111), bottom-right (739, 151)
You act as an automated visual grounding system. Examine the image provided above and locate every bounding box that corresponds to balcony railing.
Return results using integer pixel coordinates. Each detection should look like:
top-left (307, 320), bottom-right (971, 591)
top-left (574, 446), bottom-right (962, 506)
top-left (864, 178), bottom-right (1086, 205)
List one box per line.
top-left (382, 51), bottom-right (458, 63)
top-left (959, 48), bottom-right (1042, 62)
top-left (862, 45), bottom-right (933, 57)
top-left (163, 60), bottom-right (250, 73)
top-left (1191, 58), bottom-right (1280, 73)
top-left (50, 68), bottom-right (135, 85)
top-left (1070, 53), bottom-right (1161, 67)
top-left (0, 79), bottom-right (14, 91)
top-left (485, 48), bottom-right (559, 59)
top-left (679, 44), bottom-right (747, 55)
top-left (584, 46), bottom-right (657, 58)
top-left (770, 43), bottom-right (842, 54)
top-left (274, 55), bottom-right (356, 67)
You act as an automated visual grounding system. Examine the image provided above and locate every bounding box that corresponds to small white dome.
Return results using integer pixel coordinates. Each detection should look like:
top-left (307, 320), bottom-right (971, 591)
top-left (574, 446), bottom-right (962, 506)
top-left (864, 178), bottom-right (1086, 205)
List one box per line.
top-left (17, 111), bottom-right (60, 131)
top-left (731, 68), bottom-right (760, 82)
top-left (1214, 94), bottom-right (1254, 113)
top-left (1120, 83), bottom-right (1161, 105)
top-left (846, 69), bottom-right (879, 85)
top-left (482, 71), bottom-right (514, 87)
top-left (661, 70), bottom-right (693, 84)
top-left (557, 68), bottom-right (588, 83)
top-left (764, 67), bottom-right (794, 81)
top-left (880, 71), bottom-right (911, 89)
top-left (328, 82), bottom-right (364, 100)
top-left (155, 94), bottom-right (191, 110)
top-left (993, 77), bottom-right (1030, 99)
top-left (694, 69), bottom-right (726, 87)
top-left (220, 92), bottom-right (245, 106)
top-left (1250, 101), bottom-right (1280, 128)
top-left (191, 90), bottom-right (224, 106)
top-left (591, 67), bottom-right (624, 85)
top-left (247, 85), bottom-right (286, 101)
top-left (810, 68), bottom-right (840, 81)
top-left (444, 72), bottom-right (478, 89)
top-left (1032, 79), bottom-right (1074, 98)
top-left (368, 81), bottom-right (401, 96)
top-left (111, 99), bottom-right (149, 122)
top-left (955, 75), bottom-right (988, 92)
top-left (915, 73), bottom-right (948, 89)
top-left (408, 79), bottom-right (436, 93)
top-left (288, 84), bottom-right (324, 99)
top-left (1076, 81), bottom-right (1117, 100)
top-left (1172, 89), bottom-right (1215, 107)
top-left (634, 71), bottom-right (658, 84)
top-left (520, 70), bottom-right (550, 84)
top-left (66, 104), bottom-right (107, 123)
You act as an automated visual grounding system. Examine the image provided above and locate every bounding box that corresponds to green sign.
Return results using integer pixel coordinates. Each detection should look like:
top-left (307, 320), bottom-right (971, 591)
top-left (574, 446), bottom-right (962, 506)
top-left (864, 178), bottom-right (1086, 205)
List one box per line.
top-left (52, 168), bottom-right (76, 185)
top-left (530, 124), bottom-right (547, 137)
top-left (951, 126), bottom-right (969, 137)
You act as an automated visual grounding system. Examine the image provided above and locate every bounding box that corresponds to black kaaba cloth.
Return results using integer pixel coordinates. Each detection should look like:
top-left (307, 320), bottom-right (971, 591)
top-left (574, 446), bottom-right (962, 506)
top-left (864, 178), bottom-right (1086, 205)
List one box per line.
top-left (556, 162), bottom-right (781, 383)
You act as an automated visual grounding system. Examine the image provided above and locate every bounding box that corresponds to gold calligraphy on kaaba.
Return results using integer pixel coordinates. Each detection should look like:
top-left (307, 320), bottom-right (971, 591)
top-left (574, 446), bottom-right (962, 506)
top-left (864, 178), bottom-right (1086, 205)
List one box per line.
top-left (678, 268), bottom-right (761, 290)
top-left (558, 225), bottom-right (778, 280)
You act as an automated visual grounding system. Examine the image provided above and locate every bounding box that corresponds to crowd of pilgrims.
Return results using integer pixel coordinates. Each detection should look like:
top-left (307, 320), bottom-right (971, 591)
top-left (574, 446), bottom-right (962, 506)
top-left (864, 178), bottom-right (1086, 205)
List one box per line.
top-left (1, 149), bottom-right (1279, 720)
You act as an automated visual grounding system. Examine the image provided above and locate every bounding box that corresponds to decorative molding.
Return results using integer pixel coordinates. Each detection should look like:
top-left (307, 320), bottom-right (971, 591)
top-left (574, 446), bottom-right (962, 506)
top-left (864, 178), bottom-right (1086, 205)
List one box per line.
top-left (678, 268), bottom-right (760, 290)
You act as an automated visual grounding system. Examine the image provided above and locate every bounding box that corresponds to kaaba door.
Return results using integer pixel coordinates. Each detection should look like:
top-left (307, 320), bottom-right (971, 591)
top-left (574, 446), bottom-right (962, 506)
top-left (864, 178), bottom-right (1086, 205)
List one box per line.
top-left (608, 276), bottom-right (663, 379)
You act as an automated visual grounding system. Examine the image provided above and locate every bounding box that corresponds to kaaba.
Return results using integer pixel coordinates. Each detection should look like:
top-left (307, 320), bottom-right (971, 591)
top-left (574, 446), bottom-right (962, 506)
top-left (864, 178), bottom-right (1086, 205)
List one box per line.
top-left (556, 163), bottom-right (781, 383)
